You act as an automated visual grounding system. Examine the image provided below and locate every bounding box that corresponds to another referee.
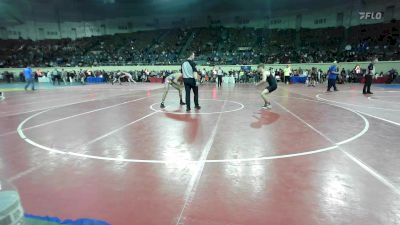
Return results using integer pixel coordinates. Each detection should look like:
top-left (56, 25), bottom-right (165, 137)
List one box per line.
top-left (182, 52), bottom-right (201, 112)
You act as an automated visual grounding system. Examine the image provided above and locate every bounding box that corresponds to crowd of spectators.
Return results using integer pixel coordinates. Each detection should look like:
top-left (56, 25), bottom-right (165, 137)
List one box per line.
top-left (2, 63), bottom-right (398, 86)
top-left (0, 20), bottom-right (399, 68)
top-left (0, 68), bottom-right (178, 85)
top-left (195, 66), bottom-right (398, 84)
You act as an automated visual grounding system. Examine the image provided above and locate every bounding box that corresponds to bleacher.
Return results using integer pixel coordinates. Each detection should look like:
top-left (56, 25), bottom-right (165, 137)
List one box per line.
top-left (0, 21), bottom-right (399, 67)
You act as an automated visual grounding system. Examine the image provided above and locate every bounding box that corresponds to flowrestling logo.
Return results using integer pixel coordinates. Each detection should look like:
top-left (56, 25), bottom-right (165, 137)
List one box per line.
top-left (359, 12), bottom-right (384, 20)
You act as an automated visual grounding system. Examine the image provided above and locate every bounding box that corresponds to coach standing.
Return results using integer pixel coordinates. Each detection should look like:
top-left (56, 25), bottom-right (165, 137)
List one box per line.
top-left (24, 66), bottom-right (35, 91)
top-left (327, 61), bottom-right (339, 92)
top-left (182, 52), bottom-right (201, 112)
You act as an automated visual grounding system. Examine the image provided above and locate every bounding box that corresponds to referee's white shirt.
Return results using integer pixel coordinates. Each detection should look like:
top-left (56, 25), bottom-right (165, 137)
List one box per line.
top-left (182, 61), bottom-right (195, 78)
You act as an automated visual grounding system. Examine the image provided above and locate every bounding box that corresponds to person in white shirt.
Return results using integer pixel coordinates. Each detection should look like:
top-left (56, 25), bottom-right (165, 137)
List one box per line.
top-left (283, 65), bottom-right (292, 84)
top-left (235, 71), bottom-right (239, 82)
top-left (217, 67), bottom-right (223, 87)
top-left (200, 68), bottom-right (206, 83)
top-left (61, 69), bottom-right (68, 85)
top-left (317, 70), bottom-right (322, 83)
top-left (212, 67), bottom-right (217, 83)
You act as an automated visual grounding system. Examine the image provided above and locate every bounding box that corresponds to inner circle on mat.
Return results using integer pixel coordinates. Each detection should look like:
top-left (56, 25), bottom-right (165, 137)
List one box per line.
top-left (150, 99), bottom-right (244, 115)
top-left (17, 96), bottom-right (369, 164)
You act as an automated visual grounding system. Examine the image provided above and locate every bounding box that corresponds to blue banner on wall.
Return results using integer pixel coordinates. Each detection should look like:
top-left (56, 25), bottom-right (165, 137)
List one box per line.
top-left (241, 66), bottom-right (251, 71)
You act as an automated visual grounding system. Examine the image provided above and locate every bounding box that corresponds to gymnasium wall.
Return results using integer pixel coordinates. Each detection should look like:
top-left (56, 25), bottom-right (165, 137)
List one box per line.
top-left (1, 61), bottom-right (399, 75)
top-left (1, 0), bottom-right (399, 40)
top-left (267, 1), bottom-right (400, 29)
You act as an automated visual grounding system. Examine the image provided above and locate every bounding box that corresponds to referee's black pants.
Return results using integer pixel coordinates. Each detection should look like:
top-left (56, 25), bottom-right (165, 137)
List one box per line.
top-left (217, 75), bottom-right (223, 87)
top-left (327, 78), bottom-right (337, 91)
top-left (183, 78), bottom-right (199, 110)
top-left (53, 75), bottom-right (61, 85)
top-left (363, 75), bottom-right (372, 93)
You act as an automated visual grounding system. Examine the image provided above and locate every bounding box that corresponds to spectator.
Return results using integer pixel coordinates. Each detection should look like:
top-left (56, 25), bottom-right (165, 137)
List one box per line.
top-left (327, 61), bottom-right (339, 92)
top-left (61, 69), bottom-right (68, 85)
top-left (217, 67), bottom-right (223, 87)
top-left (23, 66), bottom-right (35, 91)
top-left (52, 68), bottom-right (61, 85)
top-left (283, 65), bottom-right (292, 84)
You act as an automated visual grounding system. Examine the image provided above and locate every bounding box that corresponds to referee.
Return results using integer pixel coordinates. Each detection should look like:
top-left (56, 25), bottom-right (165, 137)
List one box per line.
top-left (182, 52), bottom-right (201, 112)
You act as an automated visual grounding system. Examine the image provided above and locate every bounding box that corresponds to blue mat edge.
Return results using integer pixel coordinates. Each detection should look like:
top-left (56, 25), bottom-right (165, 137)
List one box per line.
top-left (25, 214), bottom-right (111, 225)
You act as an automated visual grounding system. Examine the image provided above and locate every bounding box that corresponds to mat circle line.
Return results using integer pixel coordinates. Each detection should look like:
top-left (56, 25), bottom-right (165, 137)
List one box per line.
top-left (17, 95), bottom-right (369, 164)
top-left (150, 99), bottom-right (244, 115)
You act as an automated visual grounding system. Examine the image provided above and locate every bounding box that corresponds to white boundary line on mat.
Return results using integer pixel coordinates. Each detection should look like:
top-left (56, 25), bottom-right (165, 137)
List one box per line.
top-left (150, 99), bottom-right (244, 115)
top-left (17, 95), bottom-right (369, 164)
top-left (316, 92), bottom-right (400, 111)
top-left (275, 99), bottom-right (400, 195)
top-left (317, 94), bottom-right (400, 127)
